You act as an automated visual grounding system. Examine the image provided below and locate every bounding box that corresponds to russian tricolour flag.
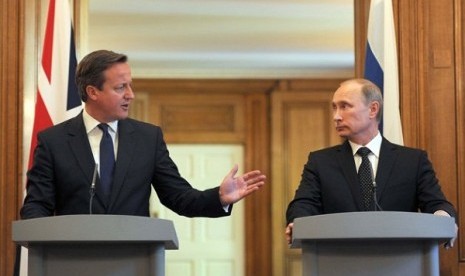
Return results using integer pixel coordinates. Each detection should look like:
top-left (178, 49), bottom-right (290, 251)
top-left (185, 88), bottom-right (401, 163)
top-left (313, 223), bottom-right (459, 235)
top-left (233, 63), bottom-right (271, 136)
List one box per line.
top-left (364, 0), bottom-right (404, 145)
top-left (17, 0), bottom-right (82, 275)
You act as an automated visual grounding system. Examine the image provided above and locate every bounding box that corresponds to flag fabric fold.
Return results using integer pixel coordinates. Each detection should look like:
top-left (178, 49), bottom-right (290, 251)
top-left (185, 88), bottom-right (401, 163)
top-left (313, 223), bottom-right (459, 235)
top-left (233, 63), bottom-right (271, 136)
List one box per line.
top-left (28, 0), bottom-right (82, 169)
top-left (18, 0), bottom-right (82, 275)
top-left (364, 0), bottom-right (404, 145)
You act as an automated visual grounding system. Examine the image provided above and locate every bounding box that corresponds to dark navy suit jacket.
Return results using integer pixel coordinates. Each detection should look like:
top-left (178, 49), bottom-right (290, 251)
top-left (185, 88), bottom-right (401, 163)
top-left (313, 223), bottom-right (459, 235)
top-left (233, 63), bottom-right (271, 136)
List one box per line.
top-left (286, 138), bottom-right (456, 224)
top-left (21, 113), bottom-right (229, 219)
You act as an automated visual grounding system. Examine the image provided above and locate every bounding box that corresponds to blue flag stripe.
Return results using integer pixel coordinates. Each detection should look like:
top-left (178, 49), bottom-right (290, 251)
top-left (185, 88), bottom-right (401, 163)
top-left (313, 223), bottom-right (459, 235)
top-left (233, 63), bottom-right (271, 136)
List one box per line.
top-left (364, 42), bottom-right (385, 133)
top-left (364, 43), bottom-right (384, 94)
top-left (67, 25), bottom-right (80, 111)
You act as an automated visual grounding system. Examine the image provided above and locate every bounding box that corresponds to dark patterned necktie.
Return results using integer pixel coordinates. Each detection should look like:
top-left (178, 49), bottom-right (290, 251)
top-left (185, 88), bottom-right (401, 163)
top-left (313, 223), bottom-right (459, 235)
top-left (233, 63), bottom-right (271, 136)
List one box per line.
top-left (357, 147), bottom-right (373, 211)
top-left (98, 123), bottom-right (115, 201)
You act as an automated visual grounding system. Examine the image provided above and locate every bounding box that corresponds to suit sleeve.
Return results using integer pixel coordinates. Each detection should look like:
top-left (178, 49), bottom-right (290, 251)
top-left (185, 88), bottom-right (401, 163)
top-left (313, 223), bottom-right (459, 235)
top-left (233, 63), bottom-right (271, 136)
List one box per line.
top-left (20, 132), bottom-right (56, 219)
top-left (416, 151), bottom-right (457, 218)
top-left (286, 152), bottom-right (323, 224)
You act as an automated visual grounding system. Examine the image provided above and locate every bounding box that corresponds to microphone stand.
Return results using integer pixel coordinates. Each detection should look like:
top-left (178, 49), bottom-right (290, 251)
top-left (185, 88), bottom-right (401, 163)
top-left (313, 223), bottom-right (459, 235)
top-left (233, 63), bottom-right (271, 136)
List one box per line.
top-left (89, 164), bottom-right (98, 214)
top-left (372, 181), bottom-right (383, 211)
top-left (369, 159), bottom-right (383, 211)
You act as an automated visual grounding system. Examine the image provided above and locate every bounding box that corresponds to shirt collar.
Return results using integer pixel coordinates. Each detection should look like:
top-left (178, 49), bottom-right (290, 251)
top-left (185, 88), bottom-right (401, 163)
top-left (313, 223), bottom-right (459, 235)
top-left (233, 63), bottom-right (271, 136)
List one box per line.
top-left (349, 132), bottom-right (382, 158)
top-left (83, 108), bottom-right (118, 134)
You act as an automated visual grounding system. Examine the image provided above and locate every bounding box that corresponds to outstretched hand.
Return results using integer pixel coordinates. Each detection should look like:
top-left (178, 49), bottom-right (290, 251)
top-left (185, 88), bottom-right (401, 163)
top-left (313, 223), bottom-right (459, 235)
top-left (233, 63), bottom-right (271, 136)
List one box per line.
top-left (219, 164), bottom-right (266, 206)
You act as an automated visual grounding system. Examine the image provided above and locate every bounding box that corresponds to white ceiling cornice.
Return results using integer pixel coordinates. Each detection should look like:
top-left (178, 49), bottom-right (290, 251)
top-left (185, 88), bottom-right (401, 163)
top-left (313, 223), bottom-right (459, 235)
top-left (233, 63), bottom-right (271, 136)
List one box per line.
top-left (87, 0), bottom-right (354, 78)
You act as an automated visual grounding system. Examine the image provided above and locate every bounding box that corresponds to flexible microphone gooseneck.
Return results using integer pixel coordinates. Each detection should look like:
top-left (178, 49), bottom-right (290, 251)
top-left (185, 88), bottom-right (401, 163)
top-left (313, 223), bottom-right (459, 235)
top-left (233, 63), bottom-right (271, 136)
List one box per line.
top-left (372, 181), bottom-right (383, 211)
top-left (89, 163), bottom-right (98, 214)
top-left (368, 158), bottom-right (383, 211)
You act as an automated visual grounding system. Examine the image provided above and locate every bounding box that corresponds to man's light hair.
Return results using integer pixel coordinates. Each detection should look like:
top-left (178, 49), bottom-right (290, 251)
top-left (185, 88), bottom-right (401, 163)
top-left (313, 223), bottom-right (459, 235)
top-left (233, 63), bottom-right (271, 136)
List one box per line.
top-left (340, 78), bottom-right (384, 122)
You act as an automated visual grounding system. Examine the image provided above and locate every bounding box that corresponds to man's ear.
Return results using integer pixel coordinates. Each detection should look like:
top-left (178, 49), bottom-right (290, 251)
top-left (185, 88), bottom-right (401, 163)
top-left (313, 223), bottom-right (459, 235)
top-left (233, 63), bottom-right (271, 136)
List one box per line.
top-left (369, 101), bottom-right (380, 119)
top-left (86, 86), bottom-right (98, 100)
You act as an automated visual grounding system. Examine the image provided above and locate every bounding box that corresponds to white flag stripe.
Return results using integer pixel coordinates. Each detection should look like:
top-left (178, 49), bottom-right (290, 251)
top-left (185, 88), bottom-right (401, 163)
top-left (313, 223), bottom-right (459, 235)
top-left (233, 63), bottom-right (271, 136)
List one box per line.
top-left (40, 0), bottom-right (81, 124)
top-left (366, 0), bottom-right (403, 145)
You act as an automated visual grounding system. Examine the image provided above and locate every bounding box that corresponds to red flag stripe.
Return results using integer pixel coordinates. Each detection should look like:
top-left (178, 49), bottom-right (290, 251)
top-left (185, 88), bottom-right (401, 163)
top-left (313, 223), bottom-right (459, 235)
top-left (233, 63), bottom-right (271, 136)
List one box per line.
top-left (41, 0), bottom-right (55, 83)
top-left (28, 91), bottom-right (53, 169)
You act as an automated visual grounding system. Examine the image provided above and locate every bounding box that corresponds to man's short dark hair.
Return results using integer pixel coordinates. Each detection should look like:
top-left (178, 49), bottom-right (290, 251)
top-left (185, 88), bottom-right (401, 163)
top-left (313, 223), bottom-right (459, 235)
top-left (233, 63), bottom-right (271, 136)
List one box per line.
top-left (76, 50), bottom-right (127, 102)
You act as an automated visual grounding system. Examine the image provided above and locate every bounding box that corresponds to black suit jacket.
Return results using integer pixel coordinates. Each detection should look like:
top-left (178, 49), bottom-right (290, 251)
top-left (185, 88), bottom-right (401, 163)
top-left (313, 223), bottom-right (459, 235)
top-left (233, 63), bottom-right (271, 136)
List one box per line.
top-left (286, 138), bottom-right (456, 224)
top-left (21, 113), bottom-right (230, 219)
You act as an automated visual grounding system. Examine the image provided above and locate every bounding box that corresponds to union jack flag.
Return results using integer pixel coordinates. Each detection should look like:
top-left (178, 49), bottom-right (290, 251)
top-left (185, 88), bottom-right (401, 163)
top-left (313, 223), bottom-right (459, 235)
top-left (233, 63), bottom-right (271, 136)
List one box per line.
top-left (27, 0), bottom-right (82, 169)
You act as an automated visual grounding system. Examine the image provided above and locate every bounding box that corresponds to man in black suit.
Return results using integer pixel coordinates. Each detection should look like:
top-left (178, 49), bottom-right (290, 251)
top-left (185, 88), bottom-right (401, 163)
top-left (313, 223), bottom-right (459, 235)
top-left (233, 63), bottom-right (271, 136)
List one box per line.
top-left (21, 49), bottom-right (266, 219)
top-left (285, 78), bottom-right (456, 247)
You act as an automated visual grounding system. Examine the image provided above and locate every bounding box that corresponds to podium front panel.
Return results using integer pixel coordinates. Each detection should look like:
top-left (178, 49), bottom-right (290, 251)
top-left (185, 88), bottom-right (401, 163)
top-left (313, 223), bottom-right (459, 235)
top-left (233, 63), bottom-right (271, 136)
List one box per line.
top-left (291, 212), bottom-right (455, 276)
top-left (302, 240), bottom-right (438, 276)
top-left (13, 215), bottom-right (179, 276)
top-left (29, 243), bottom-right (165, 276)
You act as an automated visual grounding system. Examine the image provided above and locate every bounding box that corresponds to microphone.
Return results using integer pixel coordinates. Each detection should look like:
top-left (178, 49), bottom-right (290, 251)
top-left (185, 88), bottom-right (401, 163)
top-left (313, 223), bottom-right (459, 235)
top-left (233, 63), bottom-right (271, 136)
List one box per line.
top-left (372, 180), bottom-right (383, 211)
top-left (89, 163), bottom-right (98, 214)
top-left (368, 158), bottom-right (383, 211)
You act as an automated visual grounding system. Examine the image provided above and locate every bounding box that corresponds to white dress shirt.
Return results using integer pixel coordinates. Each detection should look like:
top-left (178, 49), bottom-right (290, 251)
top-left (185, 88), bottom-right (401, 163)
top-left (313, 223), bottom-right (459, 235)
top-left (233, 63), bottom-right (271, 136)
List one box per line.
top-left (82, 109), bottom-right (118, 174)
top-left (349, 132), bottom-right (382, 177)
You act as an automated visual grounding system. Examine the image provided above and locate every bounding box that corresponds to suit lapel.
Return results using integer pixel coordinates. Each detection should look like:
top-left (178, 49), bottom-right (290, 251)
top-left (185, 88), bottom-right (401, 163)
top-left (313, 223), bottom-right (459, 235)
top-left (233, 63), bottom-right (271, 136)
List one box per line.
top-left (108, 119), bottom-right (136, 211)
top-left (67, 114), bottom-right (95, 186)
top-left (337, 141), bottom-right (364, 211)
top-left (375, 138), bottom-right (398, 201)
top-left (67, 114), bottom-right (108, 210)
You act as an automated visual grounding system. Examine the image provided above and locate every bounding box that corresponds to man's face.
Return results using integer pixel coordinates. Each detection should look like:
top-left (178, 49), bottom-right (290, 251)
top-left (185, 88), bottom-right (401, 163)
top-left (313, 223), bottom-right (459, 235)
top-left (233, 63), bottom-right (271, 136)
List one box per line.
top-left (332, 82), bottom-right (376, 143)
top-left (92, 62), bottom-right (134, 122)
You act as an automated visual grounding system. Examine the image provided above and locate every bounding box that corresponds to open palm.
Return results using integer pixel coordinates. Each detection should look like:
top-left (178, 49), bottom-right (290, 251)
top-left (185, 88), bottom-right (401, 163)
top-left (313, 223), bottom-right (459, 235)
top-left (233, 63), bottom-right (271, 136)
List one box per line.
top-left (219, 164), bottom-right (266, 205)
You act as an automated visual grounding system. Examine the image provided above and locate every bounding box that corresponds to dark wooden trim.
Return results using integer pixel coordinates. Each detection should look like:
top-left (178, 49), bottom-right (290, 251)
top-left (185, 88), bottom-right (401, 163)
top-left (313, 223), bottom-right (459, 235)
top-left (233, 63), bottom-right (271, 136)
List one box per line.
top-left (354, 0), bottom-right (370, 77)
top-left (0, 0), bottom-right (24, 275)
top-left (244, 93), bottom-right (271, 276)
top-left (397, 0), bottom-right (422, 147)
top-left (455, 0), bottom-right (465, 263)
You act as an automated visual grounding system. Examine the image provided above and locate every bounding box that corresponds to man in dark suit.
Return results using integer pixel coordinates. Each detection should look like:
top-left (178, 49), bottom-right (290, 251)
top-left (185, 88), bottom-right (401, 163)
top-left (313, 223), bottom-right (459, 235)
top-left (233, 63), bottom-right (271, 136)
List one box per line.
top-left (285, 78), bottom-right (457, 247)
top-left (21, 49), bottom-right (266, 219)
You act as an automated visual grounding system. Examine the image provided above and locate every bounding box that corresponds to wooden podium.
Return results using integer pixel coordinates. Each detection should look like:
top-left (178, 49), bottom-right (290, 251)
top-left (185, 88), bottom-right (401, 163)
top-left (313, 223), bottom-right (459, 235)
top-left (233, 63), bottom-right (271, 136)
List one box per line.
top-left (291, 211), bottom-right (456, 276)
top-left (12, 215), bottom-right (178, 276)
